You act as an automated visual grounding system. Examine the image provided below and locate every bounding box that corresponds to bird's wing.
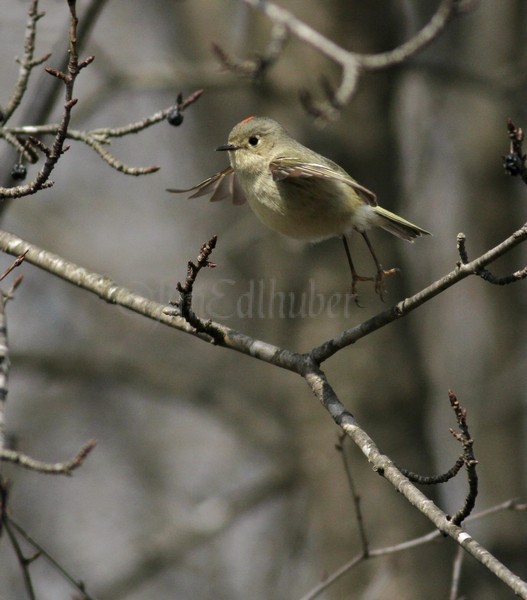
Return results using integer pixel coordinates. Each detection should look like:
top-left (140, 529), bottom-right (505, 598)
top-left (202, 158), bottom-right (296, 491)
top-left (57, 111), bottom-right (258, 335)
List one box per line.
top-left (269, 158), bottom-right (377, 206)
top-left (167, 166), bottom-right (247, 205)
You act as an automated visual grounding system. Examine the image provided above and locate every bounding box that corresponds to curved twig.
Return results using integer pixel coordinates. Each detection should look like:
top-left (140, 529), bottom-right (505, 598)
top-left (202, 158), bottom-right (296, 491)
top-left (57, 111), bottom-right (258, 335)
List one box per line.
top-left (241, 0), bottom-right (469, 117)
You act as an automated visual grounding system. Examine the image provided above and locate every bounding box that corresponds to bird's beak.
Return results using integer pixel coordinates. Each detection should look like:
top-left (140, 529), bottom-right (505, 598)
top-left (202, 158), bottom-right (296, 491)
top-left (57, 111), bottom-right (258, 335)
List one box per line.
top-left (216, 143), bottom-right (239, 152)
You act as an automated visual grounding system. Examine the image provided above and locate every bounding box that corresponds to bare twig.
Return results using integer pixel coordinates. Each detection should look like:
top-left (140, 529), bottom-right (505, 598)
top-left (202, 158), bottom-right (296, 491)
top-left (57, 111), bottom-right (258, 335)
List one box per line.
top-left (169, 236), bottom-right (225, 341)
top-left (0, 218), bottom-right (524, 594)
top-left (311, 225), bottom-right (527, 363)
top-left (166, 89), bottom-right (204, 127)
top-left (397, 390), bottom-right (476, 494)
top-left (337, 434), bottom-right (369, 556)
top-left (5, 516), bottom-right (98, 600)
top-left (448, 390), bottom-right (478, 525)
top-left (3, 518), bottom-right (37, 600)
top-left (0, 0), bottom-right (111, 202)
top-left (240, 0), bottom-right (469, 119)
top-left (450, 545), bottom-right (465, 600)
top-left (398, 455), bottom-right (465, 485)
top-left (457, 232), bottom-right (527, 285)
top-left (0, 252), bottom-right (26, 451)
top-left (0, 222), bottom-right (525, 376)
top-left (0, 251), bottom-right (28, 283)
top-left (503, 118), bottom-right (527, 185)
top-left (299, 498), bottom-right (525, 600)
top-left (3, 90), bottom-right (204, 176)
top-left (212, 22), bottom-right (288, 79)
top-left (303, 366), bottom-right (527, 598)
top-left (1, 0), bottom-right (50, 124)
top-left (0, 439), bottom-right (96, 475)
top-left (0, 1), bottom-right (90, 199)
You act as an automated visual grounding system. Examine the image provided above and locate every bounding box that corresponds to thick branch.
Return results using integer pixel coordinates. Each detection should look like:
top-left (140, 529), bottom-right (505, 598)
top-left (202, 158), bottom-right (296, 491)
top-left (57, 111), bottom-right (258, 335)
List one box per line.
top-left (0, 226), bottom-right (523, 594)
top-left (0, 224), bottom-right (525, 376)
top-left (311, 225), bottom-right (527, 363)
top-left (302, 366), bottom-right (527, 598)
top-left (0, 229), bottom-right (304, 372)
top-left (301, 499), bottom-right (527, 600)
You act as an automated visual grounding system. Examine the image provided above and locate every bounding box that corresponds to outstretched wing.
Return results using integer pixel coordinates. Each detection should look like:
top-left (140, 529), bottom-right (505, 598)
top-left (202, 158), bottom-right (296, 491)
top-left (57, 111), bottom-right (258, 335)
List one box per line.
top-left (269, 157), bottom-right (377, 206)
top-left (167, 166), bottom-right (247, 205)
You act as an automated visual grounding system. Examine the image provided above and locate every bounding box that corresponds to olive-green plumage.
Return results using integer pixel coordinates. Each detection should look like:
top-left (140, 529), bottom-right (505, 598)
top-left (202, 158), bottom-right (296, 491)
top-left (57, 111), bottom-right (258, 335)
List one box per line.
top-left (168, 116), bottom-right (431, 300)
top-left (217, 117), bottom-right (430, 242)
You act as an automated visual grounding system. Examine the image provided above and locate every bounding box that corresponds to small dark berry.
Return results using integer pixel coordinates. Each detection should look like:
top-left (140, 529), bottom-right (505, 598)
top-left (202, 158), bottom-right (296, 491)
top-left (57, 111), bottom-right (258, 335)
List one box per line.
top-left (11, 163), bottom-right (27, 181)
top-left (503, 153), bottom-right (524, 176)
top-left (167, 107), bottom-right (184, 126)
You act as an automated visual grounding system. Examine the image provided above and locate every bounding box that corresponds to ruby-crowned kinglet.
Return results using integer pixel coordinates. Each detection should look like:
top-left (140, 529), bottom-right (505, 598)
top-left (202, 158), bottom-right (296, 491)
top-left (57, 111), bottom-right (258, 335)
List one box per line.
top-left (168, 116), bottom-right (431, 301)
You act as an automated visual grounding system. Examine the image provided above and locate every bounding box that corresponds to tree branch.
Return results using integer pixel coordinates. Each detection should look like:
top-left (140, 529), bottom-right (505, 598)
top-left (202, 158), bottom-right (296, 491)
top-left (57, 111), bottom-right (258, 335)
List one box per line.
top-left (0, 0), bottom-right (88, 199)
top-left (1, 0), bottom-right (49, 124)
top-left (2, 90), bottom-right (203, 176)
top-left (5, 515), bottom-right (98, 600)
top-left (239, 0), bottom-right (471, 118)
top-left (302, 366), bottom-right (527, 598)
top-left (300, 499), bottom-right (526, 600)
top-left (0, 218), bottom-right (524, 595)
top-left (0, 439), bottom-right (96, 475)
top-left (311, 225), bottom-right (527, 363)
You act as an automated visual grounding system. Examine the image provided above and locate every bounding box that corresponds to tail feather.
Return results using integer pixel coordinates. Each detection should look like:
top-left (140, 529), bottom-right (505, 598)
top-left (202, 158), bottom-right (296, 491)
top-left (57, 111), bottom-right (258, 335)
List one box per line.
top-left (373, 206), bottom-right (431, 242)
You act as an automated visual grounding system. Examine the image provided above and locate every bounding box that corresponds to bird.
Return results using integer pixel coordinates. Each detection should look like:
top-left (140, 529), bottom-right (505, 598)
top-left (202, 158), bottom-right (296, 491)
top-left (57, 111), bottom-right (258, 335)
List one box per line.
top-left (168, 116), bottom-right (431, 302)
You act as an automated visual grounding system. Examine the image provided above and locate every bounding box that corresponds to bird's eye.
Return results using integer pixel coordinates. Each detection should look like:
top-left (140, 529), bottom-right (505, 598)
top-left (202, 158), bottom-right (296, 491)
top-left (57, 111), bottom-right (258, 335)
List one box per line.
top-left (248, 135), bottom-right (260, 147)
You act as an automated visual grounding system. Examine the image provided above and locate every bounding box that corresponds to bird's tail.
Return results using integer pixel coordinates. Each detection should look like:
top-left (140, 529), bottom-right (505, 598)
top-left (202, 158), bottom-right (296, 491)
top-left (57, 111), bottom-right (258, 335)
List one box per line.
top-left (372, 206), bottom-right (431, 242)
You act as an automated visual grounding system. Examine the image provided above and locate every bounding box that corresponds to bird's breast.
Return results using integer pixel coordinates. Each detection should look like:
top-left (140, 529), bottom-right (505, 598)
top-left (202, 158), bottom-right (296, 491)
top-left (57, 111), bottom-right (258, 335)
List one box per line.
top-left (237, 169), bottom-right (373, 241)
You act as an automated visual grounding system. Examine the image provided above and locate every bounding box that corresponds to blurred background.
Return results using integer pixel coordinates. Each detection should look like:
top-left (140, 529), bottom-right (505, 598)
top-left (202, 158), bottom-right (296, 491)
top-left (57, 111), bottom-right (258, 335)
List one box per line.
top-left (0, 1), bottom-right (526, 598)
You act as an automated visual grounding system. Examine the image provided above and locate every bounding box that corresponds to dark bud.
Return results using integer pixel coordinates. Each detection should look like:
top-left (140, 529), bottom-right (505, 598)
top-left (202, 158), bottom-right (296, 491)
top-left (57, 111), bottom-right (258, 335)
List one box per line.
top-left (167, 106), bottom-right (184, 126)
top-left (11, 163), bottom-right (27, 181)
top-left (503, 153), bottom-right (525, 176)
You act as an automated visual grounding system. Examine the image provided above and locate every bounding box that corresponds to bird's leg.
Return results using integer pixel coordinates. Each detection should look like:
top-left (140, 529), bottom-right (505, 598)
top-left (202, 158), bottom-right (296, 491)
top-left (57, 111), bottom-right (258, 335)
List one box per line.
top-left (359, 231), bottom-right (398, 301)
top-left (341, 235), bottom-right (373, 306)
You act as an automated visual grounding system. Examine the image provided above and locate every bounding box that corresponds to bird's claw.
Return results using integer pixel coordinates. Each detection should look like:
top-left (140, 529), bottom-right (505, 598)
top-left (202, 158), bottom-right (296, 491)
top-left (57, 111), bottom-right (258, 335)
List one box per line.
top-left (350, 273), bottom-right (374, 307)
top-left (374, 267), bottom-right (399, 301)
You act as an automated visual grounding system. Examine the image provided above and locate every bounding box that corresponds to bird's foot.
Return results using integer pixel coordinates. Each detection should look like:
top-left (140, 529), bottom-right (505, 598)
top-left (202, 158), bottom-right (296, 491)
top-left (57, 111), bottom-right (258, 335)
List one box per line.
top-left (350, 273), bottom-right (375, 307)
top-left (374, 267), bottom-right (399, 301)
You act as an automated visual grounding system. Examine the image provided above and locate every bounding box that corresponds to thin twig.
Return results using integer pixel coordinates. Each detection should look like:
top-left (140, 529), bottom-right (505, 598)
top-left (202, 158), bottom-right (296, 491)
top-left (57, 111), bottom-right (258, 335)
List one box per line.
top-left (2, 0), bottom-right (49, 124)
top-left (303, 365), bottom-right (527, 598)
top-left (3, 518), bottom-right (37, 600)
top-left (0, 0), bottom-right (90, 199)
top-left (6, 516), bottom-right (97, 600)
top-left (3, 90), bottom-right (204, 176)
top-left (0, 251), bottom-right (28, 282)
top-left (457, 232), bottom-right (527, 285)
top-left (398, 455), bottom-right (465, 485)
top-left (0, 222), bottom-right (525, 375)
top-left (337, 434), bottom-right (369, 556)
top-left (299, 498), bottom-right (526, 600)
top-left (503, 118), bottom-right (527, 185)
top-left (0, 229), bottom-right (523, 593)
top-left (448, 390), bottom-right (478, 525)
top-left (311, 225), bottom-right (527, 363)
top-left (450, 545), bottom-right (465, 600)
top-left (170, 236), bottom-right (225, 341)
top-left (397, 391), bottom-right (476, 491)
top-left (241, 0), bottom-right (468, 119)
top-left (0, 439), bottom-right (96, 475)
top-left (212, 23), bottom-right (288, 79)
